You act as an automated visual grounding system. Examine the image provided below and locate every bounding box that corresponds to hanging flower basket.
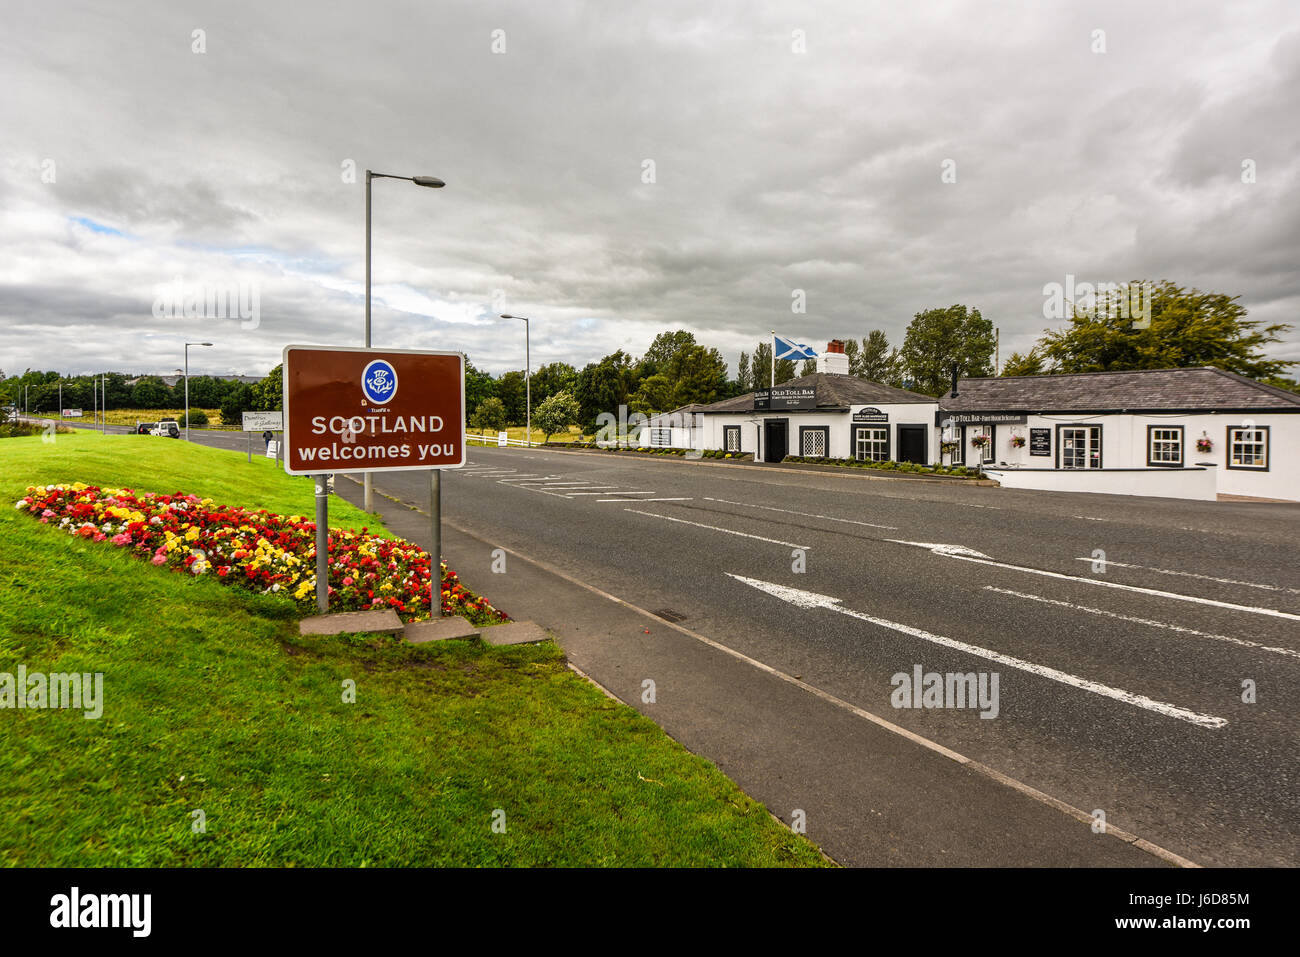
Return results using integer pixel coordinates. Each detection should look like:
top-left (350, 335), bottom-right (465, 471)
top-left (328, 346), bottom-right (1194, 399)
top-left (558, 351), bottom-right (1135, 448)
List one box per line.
top-left (970, 435), bottom-right (990, 450)
top-left (940, 441), bottom-right (959, 454)
top-left (1010, 435), bottom-right (1026, 448)
top-left (1196, 437), bottom-right (1213, 453)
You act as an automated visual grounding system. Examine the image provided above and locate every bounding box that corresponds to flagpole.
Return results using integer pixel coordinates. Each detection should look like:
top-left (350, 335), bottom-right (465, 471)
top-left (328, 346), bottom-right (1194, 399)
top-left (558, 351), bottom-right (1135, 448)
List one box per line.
top-left (770, 330), bottom-right (775, 389)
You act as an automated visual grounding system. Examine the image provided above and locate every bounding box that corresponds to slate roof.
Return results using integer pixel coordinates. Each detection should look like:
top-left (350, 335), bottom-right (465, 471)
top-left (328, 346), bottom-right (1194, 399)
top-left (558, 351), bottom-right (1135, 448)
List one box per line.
top-left (695, 372), bottom-right (937, 413)
top-left (939, 367), bottom-right (1300, 412)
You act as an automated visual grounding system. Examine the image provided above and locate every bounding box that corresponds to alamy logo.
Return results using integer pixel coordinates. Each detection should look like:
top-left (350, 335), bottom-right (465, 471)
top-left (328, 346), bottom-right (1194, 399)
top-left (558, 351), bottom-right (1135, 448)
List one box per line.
top-left (50, 887), bottom-right (151, 937)
top-left (0, 666), bottom-right (103, 719)
top-left (362, 359), bottom-right (398, 405)
top-left (891, 665), bottom-right (999, 718)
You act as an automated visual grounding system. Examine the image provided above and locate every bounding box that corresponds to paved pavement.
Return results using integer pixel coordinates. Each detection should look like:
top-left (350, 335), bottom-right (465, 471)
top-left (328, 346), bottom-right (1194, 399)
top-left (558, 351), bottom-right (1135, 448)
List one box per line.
top-left (91, 428), bottom-right (1300, 866)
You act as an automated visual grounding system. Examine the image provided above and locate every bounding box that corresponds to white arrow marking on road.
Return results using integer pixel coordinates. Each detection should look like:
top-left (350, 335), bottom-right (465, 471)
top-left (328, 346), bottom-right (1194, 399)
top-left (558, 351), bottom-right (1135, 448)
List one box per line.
top-left (728, 574), bottom-right (1228, 729)
top-left (889, 541), bottom-right (1300, 622)
top-left (887, 539), bottom-right (991, 559)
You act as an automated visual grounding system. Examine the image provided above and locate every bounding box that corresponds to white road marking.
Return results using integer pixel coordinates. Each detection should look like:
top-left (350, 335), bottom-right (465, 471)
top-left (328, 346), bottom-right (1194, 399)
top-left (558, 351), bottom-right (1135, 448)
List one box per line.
top-left (438, 511), bottom-right (1198, 867)
top-left (1073, 557), bottom-right (1300, 596)
top-left (890, 541), bottom-right (1300, 622)
top-left (563, 488), bottom-right (626, 494)
top-left (703, 497), bottom-right (898, 530)
top-left (599, 497), bottom-right (692, 503)
top-left (887, 539), bottom-right (992, 559)
top-left (984, 586), bottom-right (1300, 661)
top-left (625, 510), bottom-right (810, 549)
top-left (729, 574), bottom-right (1228, 729)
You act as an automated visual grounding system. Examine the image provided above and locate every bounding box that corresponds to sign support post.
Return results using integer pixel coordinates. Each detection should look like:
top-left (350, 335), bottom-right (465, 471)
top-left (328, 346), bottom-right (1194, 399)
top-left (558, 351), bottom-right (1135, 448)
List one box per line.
top-left (247, 432), bottom-right (252, 464)
top-left (314, 475), bottom-right (329, 612)
top-left (430, 469), bottom-right (442, 617)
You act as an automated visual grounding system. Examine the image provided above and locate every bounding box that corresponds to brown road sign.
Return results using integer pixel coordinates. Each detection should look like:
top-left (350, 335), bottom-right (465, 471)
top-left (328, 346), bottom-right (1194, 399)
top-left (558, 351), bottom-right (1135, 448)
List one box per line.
top-left (282, 345), bottom-right (465, 475)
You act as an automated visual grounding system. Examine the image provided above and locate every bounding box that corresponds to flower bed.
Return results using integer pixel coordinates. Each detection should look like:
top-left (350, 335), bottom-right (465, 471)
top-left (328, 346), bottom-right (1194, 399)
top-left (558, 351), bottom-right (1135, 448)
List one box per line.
top-left (547, 442), bottom-right (753, 461)
top-left (13, 483), bottom-right (509, 625)
top-left (782, 456), bottom-right (982, 477)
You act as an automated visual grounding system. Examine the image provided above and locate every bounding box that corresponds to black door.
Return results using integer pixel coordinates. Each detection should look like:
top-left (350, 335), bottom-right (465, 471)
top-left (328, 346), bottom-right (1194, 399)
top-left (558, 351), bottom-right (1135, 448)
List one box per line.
top-left (763, 419), bottom-right (788, 462)
top-left (897, 425), bottom-right (927, 465)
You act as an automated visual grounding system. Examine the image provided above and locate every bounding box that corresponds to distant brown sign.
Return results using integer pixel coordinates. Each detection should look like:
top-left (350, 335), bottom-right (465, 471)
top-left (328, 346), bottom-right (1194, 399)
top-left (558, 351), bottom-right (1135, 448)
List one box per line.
top-left (282, 345), bottom-right (465, 475)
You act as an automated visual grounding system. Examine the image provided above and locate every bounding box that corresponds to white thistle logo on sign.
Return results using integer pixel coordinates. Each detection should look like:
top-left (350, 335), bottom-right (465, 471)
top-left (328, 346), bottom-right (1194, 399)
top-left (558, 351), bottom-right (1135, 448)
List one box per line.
top-left (362, 359), bottom-right (398, 404)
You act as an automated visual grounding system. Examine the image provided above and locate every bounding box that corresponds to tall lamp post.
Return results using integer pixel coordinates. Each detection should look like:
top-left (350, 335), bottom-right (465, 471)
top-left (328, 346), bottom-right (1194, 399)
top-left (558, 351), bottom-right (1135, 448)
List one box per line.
top-left (364, 169), bottom-right (445, 512)
top-left (500, 314), bottom-right (530, 446)
top-left (184, 342), bottom-right (213, 441)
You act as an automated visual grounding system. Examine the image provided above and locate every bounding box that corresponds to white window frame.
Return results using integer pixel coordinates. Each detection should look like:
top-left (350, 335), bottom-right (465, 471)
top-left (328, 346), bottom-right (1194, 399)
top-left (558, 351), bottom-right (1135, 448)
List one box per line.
top-left (724, 425), bottom-right (741, 453)
top-left (1227, 426), bottom-right (1269, 471)
top-left (1147, 425), bottom-right (1183, 467)
top-left (649, 427), bottom-right (672, 448)
top-left (855, 426), bottom-right (889, 462)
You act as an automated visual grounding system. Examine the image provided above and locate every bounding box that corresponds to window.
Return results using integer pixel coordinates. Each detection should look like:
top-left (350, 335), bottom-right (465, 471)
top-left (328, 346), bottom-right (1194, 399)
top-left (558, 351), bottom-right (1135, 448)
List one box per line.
top-left (854, 426), bottom-right (889, 462)
top-left (1147, 425), bottom-right (1183, 467)
top-left (723, 425), bottom-right (741, 453)
top-left (969, 425), bottom-right (995, 463)
top-left (649, 428), bottom-right (672, 447)
top-left (1058, 425), bottom-right (1102, 469)
top-left (1227, 426), bottom-right (1269, 470)
top-left (947, 427), bottom-right (963, 465)
top-left (800, 426), bottom-right (829, 458)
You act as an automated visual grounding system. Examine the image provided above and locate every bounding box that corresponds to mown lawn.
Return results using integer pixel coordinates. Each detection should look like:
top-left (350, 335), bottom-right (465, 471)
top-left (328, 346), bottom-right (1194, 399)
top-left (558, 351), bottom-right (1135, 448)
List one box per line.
top-left (0, 432), bottom-right (827, 866)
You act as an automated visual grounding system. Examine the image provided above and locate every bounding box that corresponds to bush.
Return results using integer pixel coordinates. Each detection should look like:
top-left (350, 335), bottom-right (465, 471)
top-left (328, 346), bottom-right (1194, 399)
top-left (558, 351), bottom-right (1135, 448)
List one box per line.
top-left (183, 409), bottom-right (208, 427)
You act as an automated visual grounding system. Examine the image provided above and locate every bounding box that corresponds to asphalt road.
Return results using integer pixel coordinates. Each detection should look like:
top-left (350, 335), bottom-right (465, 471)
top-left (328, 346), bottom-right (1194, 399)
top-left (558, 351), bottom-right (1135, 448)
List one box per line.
top-left (88, 426), bottom-right (1300, 866)
top-left (367, 445), bottom-right (1299, 867)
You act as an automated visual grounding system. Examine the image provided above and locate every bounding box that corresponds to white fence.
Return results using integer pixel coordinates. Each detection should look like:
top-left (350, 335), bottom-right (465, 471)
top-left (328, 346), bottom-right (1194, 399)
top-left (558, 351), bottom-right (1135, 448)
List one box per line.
top-left (466, 432), bottom-right (534, 448)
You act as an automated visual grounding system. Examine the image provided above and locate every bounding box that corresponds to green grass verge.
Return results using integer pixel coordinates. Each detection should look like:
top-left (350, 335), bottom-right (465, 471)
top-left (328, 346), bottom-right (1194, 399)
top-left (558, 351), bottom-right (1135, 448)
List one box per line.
top-left (0, 432), bottom-right (827, 866)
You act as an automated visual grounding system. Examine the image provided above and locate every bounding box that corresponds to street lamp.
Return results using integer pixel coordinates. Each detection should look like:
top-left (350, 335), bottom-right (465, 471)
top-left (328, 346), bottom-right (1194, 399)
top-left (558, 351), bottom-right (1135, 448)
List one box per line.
top-left (184, 342), bottom-right (213, 441)
top-left (364, 169), bottom-right (445, 512)
top-left (500, 314), bottom-right (530, 446)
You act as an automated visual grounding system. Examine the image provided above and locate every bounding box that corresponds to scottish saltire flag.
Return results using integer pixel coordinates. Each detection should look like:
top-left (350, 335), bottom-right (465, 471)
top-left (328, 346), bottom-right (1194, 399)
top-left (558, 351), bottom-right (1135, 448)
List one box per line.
top-left (774, 334), bottom-right (817, 360)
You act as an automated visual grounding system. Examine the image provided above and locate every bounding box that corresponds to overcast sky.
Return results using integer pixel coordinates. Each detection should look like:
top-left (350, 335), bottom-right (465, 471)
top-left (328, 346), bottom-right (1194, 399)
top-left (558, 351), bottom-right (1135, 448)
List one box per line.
top-left (2, 0), bottom-right (1297, 381)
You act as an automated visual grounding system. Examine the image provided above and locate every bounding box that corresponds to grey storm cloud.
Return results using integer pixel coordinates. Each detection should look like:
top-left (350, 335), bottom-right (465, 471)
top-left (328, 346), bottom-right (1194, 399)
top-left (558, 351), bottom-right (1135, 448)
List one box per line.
top-left (1, 0), bottom-right (1297, 381)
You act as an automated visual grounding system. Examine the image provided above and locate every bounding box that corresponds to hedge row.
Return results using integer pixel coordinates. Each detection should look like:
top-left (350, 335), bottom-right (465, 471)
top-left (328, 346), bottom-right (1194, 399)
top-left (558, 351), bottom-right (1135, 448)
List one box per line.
top-left (782, 455), bottom-right (981, 477)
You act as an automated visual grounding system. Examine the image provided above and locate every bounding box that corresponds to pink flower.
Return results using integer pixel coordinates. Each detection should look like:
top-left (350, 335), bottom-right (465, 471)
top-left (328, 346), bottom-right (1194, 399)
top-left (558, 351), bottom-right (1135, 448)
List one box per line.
top-left (41, 509), bottom-right (55, 519)
top-left (111, 533), bottom-right (132, 546)
top-left (342, 576), bottom-right (354, 586)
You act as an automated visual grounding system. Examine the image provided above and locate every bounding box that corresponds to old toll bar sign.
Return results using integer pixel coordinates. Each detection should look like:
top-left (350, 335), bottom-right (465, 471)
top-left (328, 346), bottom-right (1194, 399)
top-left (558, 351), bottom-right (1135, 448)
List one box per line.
top-left (282, 345), bottom-right (465, 475)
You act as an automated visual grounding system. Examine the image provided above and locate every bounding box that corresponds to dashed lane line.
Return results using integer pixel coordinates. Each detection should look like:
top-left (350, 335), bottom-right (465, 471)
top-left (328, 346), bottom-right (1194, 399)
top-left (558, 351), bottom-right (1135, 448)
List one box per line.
top-left (985, 586), bottom-right (1300, 661)
top-left (624, 509), bottom-right (810, 549)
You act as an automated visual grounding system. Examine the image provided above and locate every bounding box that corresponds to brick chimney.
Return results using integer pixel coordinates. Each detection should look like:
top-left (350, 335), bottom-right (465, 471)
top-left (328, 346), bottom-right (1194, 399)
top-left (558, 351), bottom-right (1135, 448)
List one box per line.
top-left (816, 339), bottom-right (850, 375)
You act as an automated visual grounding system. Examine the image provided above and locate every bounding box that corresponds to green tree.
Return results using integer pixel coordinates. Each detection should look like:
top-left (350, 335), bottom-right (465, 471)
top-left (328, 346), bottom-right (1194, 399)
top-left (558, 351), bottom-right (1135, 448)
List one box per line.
top-left (131, 376), bottom-right (173, 409)
top-left (1000, 349), bottom-right (1046, 377)
top-left (250, 365), bottom-right (283, 411)
top-left (185, 375), bottom-right (224, 408)
top-left (799, 358), bottom-right (817, 376)
top-left (573, 350), bottom-right (637, 432)
top-left (1036, 280), bottom-right (1294, 379)
top-left (638, 330), bottom-right (697, 377)
top-left (669, 345), bottom-right (729, 405)
top-left (529, 362), bottom-right (578, 406)
top-left (219, 384), bottom-right (254, 426)
top-left (495, 371), bottom-right (527, 424)
top-left (629, 374), bottom-right (675, 414)
top-left (853, 330), bottom-right (901, 385)
top-left (899, 305), bottom-right (996, 396)
top-left (737, 352), bottom-right (750, 391)
top-left (532, 389), bottom-right (581, 442)
top-left (464, 360), bottom-right (496, 416)
top-left (469, 397), bottom-right (507, 432)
